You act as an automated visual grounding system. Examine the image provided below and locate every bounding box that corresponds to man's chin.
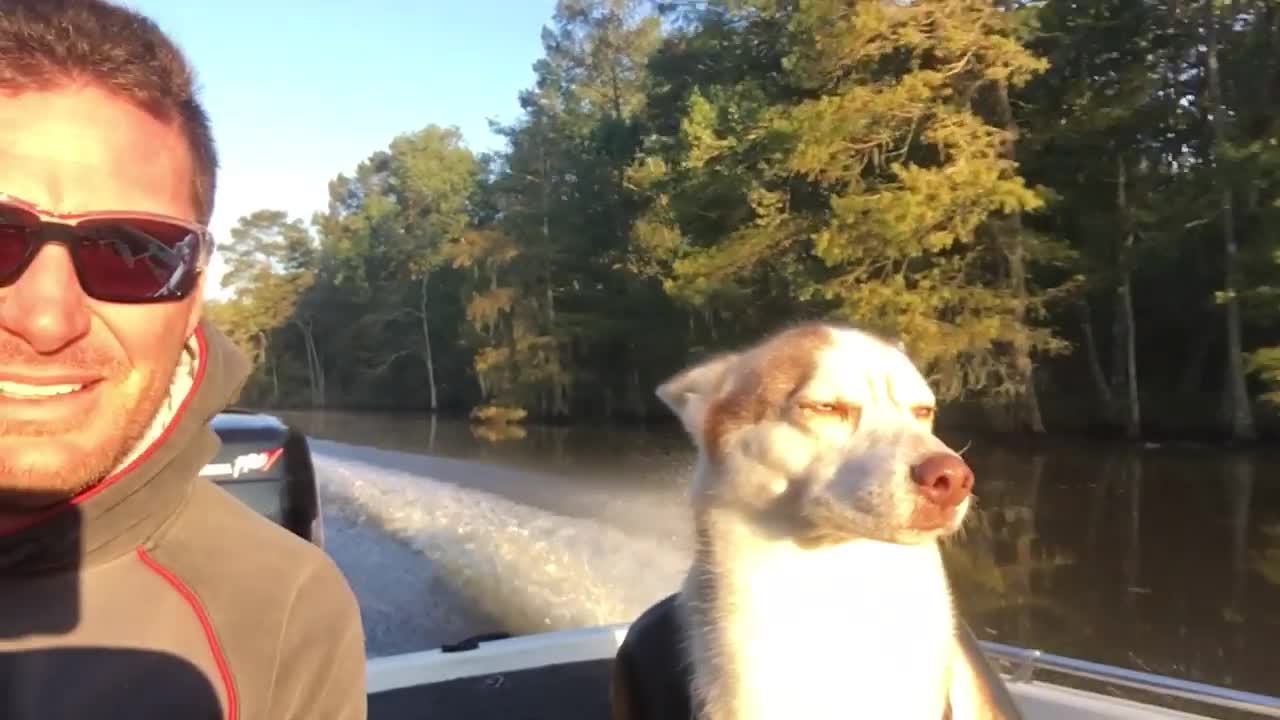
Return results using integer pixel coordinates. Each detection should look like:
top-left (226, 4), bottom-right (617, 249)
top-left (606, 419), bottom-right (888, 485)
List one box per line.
top-left (0, 365), bottom-right (177, 508)
top-left (0, 433), bottom-right (127, 503)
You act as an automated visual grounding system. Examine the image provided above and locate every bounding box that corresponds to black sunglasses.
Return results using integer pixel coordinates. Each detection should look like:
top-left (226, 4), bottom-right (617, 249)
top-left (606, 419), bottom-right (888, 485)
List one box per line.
top-left (0, 192), bottom-right (212, 303)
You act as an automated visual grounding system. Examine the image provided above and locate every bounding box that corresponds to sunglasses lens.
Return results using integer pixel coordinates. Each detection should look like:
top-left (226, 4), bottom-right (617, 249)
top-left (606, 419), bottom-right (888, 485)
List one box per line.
top-left (0, 202), bottom-right (37, 283)
top-left (74, 217), bottom-right (202, 301)
top-left (0, 199), bottom-right (204, 302)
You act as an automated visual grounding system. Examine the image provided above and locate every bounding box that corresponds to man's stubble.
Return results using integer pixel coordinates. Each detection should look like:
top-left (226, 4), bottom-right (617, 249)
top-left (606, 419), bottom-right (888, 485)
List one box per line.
top-left (0, 339), bottom-right (183, 505)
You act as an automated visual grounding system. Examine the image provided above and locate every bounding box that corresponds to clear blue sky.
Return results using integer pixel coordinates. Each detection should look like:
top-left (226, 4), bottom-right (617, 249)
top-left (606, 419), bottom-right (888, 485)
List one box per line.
top-left (117, 0), bottom-right (560, 294)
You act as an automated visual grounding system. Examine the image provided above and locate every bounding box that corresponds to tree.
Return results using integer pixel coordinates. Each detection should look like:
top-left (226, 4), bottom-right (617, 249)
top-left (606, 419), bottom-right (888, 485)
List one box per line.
top-left (213, 210), bottom-right (317, 404)
top-left (631, 0), bottom-right (1071, 411)
top-left (387, 125), bottom-right (480, 411)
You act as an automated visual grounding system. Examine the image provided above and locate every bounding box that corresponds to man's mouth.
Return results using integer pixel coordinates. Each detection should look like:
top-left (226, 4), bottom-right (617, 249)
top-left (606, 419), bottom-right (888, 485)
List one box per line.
top-left (0, 380), bottom-right (95, 399)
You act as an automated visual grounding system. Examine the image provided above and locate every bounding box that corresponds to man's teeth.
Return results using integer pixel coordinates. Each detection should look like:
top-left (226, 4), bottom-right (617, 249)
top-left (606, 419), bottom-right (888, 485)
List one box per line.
top-left (0, 381), bottom-right (86, 398)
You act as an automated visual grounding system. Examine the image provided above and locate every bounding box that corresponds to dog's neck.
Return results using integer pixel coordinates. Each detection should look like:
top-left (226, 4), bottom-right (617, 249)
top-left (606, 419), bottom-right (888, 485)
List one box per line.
top-left (680, 507), bottom-right (958, 720)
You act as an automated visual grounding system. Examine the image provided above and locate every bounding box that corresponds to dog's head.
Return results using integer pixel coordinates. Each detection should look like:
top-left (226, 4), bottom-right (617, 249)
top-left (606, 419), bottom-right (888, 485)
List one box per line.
top-left (657, 321), bottom-right (973, 546)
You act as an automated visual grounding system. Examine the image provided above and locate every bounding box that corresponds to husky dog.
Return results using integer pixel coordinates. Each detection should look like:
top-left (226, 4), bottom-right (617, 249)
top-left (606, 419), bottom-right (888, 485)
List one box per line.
top-left (610, 322), bottom-right (1019, 720)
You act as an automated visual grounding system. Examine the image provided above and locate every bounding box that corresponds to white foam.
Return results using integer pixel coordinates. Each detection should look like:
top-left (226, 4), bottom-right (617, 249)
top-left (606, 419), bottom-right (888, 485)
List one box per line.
top-left (312, 442), bottom-right (690, 641)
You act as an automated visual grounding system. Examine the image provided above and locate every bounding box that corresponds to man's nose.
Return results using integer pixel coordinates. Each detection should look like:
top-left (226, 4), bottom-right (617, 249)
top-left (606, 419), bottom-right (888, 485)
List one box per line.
top-left (0, 244), bottom-right (91, 353)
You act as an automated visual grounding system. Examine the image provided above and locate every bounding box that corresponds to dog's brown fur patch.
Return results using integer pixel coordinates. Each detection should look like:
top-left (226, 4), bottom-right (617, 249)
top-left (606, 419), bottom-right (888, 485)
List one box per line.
top-left (702, 322), bottom-right (834, 459)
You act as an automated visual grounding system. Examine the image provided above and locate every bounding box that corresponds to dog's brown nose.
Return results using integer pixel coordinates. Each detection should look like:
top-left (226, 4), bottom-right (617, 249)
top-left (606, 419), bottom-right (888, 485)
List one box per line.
top-left (910, 453), bottom-right (973, 507)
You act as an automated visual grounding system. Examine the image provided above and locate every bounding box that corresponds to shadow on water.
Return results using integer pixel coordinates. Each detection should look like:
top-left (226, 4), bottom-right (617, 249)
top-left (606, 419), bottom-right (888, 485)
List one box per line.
top-left (282, 409), bottom-right (1280, 703)
top-left (0, 490), bottom-right (223, 719)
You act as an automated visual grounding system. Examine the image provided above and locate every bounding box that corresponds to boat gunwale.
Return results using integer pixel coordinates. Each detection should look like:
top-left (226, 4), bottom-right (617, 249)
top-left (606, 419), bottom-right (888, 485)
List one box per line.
top-left (982, 640), bottom-right (1280, 717)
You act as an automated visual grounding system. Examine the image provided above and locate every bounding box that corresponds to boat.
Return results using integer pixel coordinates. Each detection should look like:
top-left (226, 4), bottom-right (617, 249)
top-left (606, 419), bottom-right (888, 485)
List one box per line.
top-left (364, 622), bottom-right (1280, 719)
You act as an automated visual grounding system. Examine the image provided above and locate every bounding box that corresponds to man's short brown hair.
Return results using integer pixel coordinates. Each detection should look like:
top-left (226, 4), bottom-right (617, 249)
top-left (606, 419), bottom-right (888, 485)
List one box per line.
top-left (0, 0), bottom-right (217, 224)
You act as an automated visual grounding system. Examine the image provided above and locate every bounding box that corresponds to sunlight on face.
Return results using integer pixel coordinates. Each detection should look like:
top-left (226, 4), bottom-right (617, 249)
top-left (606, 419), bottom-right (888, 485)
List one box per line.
top-left (0, 85), bottom-right (203, 503)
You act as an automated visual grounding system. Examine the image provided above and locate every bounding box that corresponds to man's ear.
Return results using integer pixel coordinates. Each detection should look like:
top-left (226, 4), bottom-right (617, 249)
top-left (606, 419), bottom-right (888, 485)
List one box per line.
top-left (656, 352), bottom-right (738, 439)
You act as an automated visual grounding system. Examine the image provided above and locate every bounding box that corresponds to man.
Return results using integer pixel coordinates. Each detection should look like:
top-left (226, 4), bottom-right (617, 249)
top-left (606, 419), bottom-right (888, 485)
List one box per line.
top-left (0, 1), bottom-right (367, 718)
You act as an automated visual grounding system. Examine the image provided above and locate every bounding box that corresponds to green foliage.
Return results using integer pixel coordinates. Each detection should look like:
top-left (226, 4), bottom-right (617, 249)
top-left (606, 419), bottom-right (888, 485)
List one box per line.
top-left (1248, 348), bottom-right (1280, 407)
top-left (627, 0), bottom-right (1071, 400)
top-left (205, 0), bottom-right (1280, 438)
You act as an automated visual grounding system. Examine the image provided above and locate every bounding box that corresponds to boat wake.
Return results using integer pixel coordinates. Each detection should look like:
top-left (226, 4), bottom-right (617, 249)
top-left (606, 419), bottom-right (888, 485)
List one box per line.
top-left (312, 444), bottom-right (689, 650)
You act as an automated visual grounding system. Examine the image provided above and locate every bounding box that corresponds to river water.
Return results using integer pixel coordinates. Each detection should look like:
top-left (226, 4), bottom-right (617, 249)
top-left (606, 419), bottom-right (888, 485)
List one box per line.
top-left (280, 409), bottom-right (1280, 702)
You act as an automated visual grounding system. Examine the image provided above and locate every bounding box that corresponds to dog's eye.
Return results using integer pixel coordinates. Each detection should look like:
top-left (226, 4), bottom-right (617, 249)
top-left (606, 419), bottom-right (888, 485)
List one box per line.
top-left (799, 401), bottom-right (860, 424)
top-left (912, 406), bottom-right (935, 421)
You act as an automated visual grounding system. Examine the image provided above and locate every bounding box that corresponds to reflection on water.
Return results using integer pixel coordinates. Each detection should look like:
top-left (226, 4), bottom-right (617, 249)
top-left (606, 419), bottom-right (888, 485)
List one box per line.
top-left (278, 409), bottom-right (697, 491)
top-left (278, 409), bottom-right (1280, 700)
top-left (943, 443), bottom-right (1280, 706)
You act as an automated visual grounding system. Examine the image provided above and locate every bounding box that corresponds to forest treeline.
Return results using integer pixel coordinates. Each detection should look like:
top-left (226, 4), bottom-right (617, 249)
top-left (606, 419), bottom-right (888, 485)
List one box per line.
top-left (205, 0), bottom-right (1280, 441)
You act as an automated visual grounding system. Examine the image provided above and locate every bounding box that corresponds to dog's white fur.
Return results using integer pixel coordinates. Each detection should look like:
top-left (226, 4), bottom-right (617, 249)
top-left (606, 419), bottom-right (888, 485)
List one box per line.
top-left (657, 322), bottom-right (995, 720)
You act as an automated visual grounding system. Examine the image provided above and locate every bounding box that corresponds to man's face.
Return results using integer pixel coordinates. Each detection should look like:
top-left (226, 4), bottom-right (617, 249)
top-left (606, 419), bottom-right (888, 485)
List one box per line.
top-left (0, 84), bottom-right (203, 504)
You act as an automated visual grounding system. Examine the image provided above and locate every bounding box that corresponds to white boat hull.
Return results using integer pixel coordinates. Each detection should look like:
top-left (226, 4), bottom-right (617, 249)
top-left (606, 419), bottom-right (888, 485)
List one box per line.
top-left (367, 623), bottom-right (1279, 719)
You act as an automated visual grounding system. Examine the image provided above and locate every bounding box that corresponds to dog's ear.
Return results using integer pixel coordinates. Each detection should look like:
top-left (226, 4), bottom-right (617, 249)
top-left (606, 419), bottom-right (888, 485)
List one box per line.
top-left (656, 352), bottom-right (739, 438)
